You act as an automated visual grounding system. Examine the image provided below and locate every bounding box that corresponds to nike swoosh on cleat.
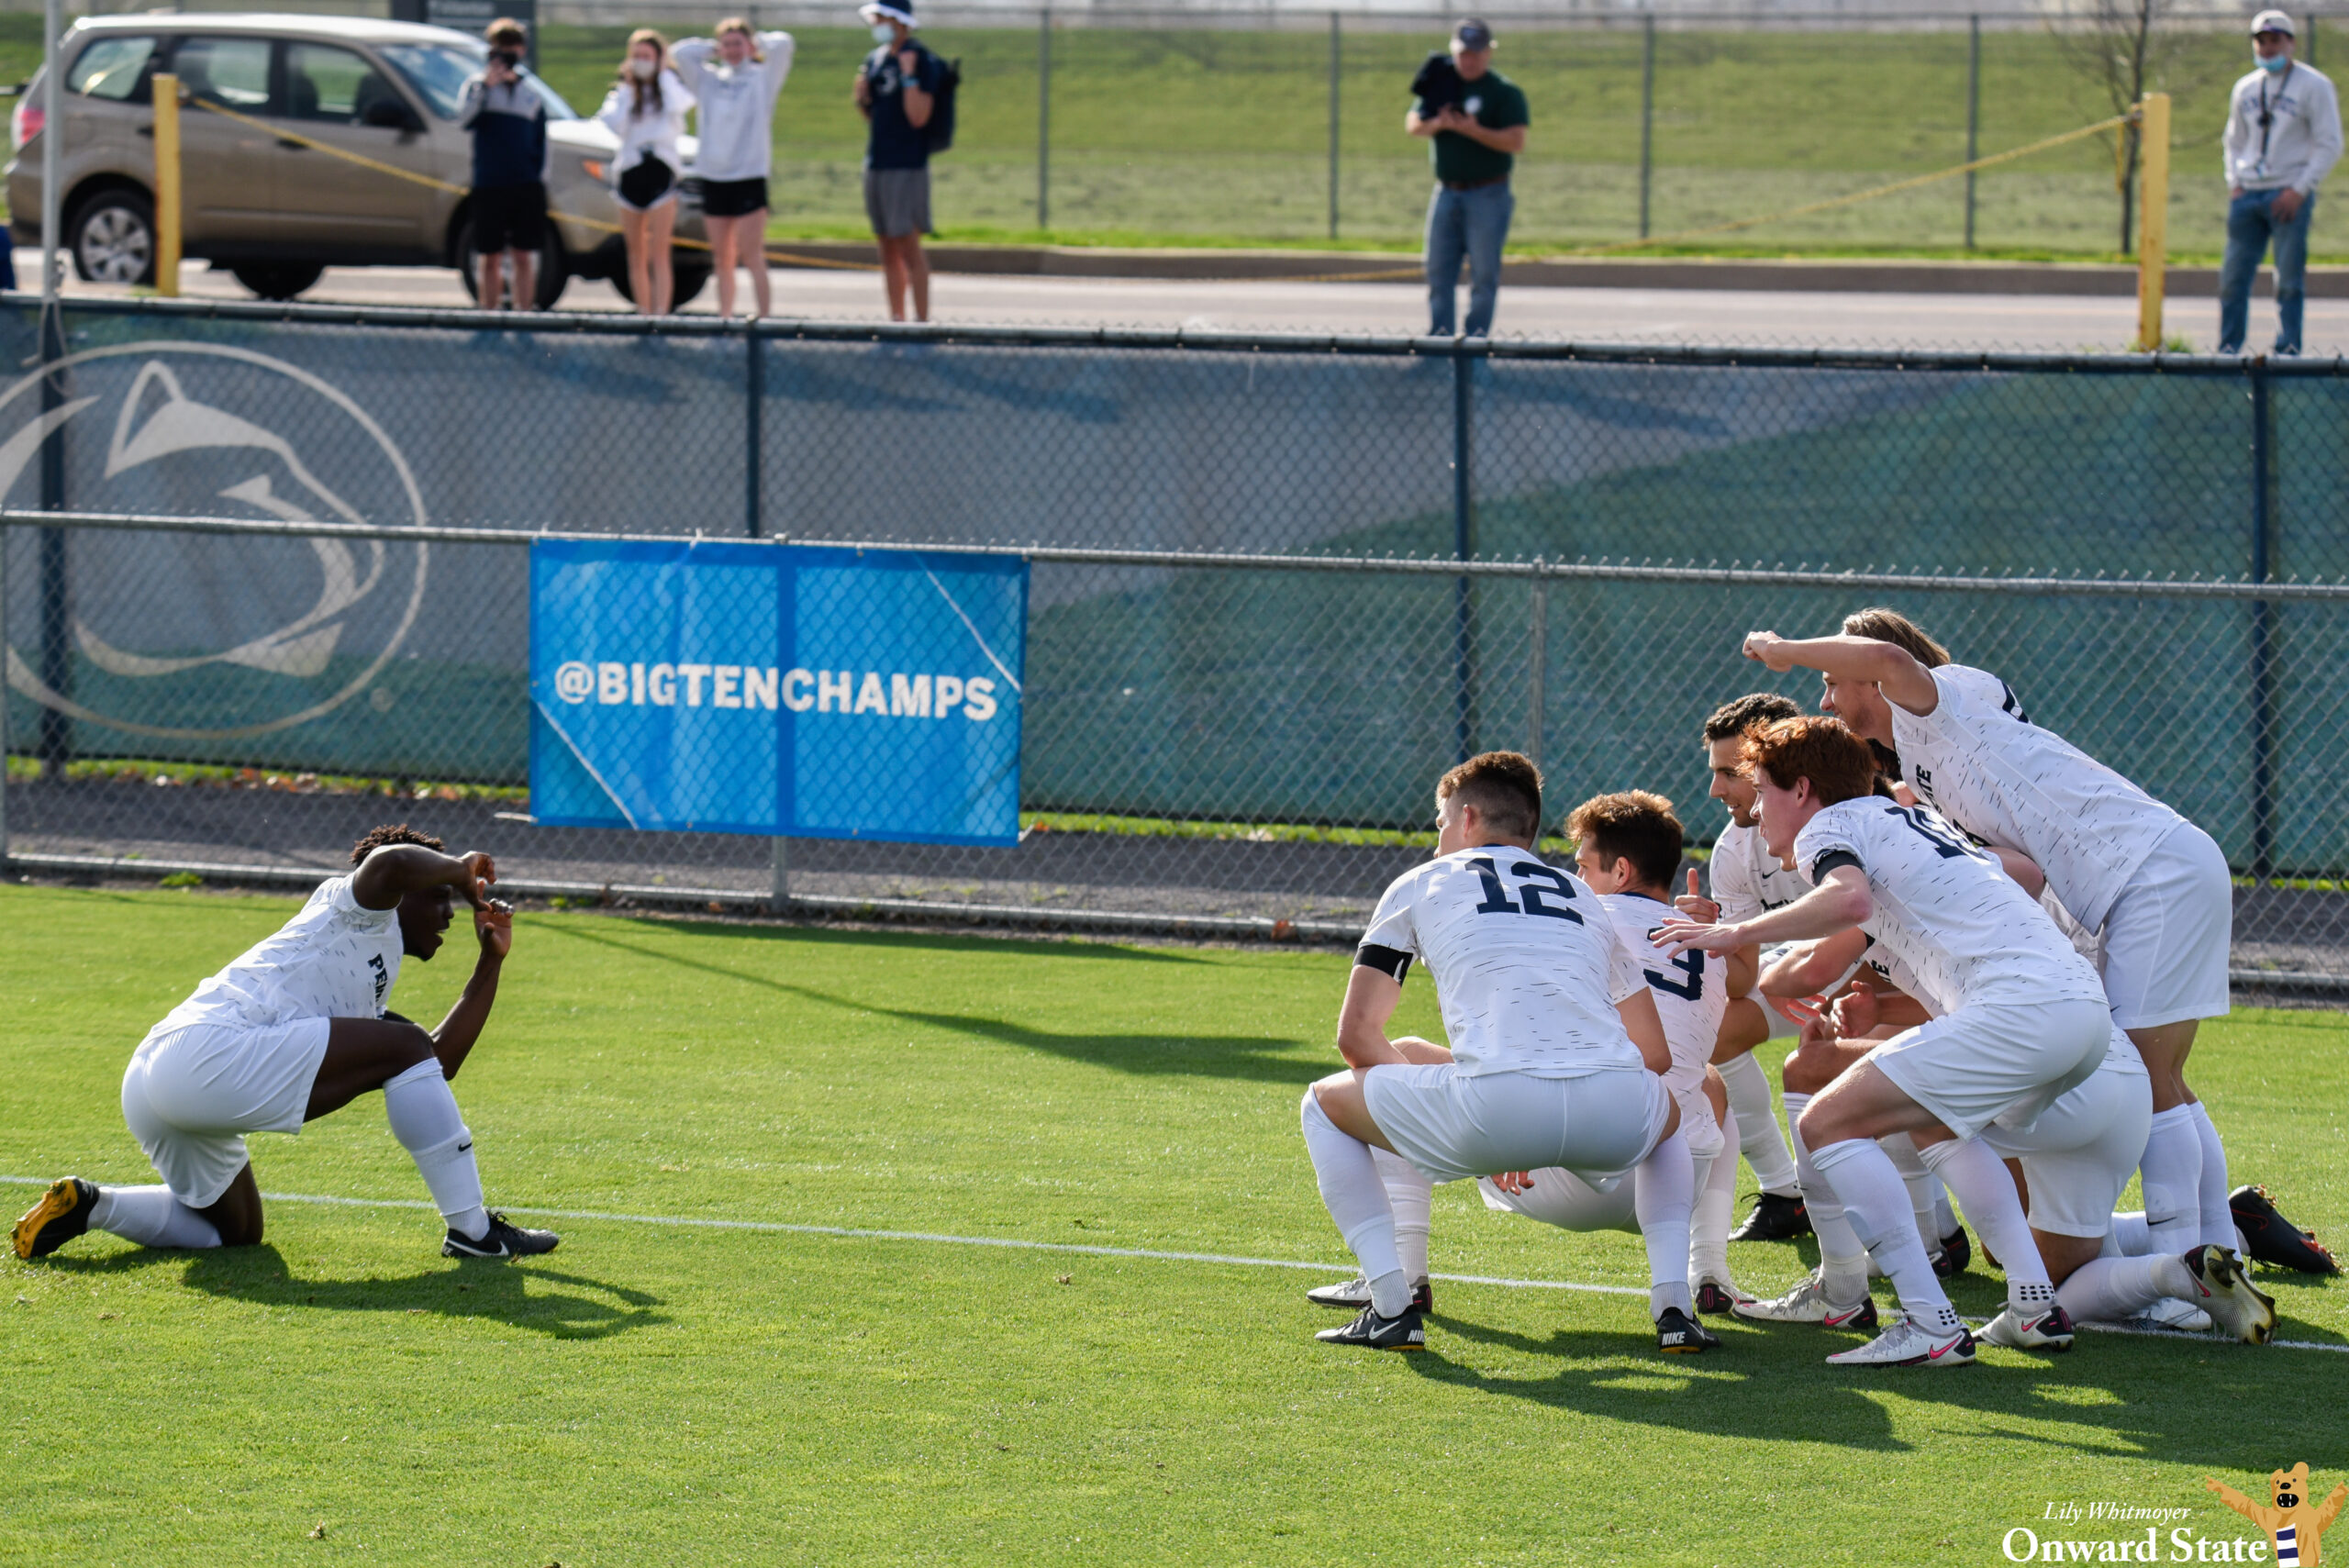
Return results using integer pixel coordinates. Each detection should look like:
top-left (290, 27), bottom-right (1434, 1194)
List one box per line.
top-left (1927, 1340), bottom-right (1959, 1360)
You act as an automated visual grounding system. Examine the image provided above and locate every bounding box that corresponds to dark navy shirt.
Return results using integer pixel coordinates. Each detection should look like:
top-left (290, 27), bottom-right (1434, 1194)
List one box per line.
top-left (863, 42), bottom-right (943, 171)
top-left (458, 74), bottom-right (548, 189)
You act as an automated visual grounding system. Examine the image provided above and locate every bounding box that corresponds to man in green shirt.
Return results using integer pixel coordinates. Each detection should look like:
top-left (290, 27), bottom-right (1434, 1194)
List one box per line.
top-left (1408, 19), bottom-right (1529, 338)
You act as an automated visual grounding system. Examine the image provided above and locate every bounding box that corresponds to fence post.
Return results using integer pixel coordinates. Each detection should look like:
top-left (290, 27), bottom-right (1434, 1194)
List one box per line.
top-left (153, 72), bottom-right (181, 296)
top-left (1036, 8), bottom-right (1051, 231)
top-left (0, 518), bottom-right (9, 861)
top-left (36, 310), bottom-right (68, 777)
top-left (1452, 348), bottom-right (1476, 764)
top-left (2308, 13), bottom-right (2319, 67)
top-left (2134, 93), bottom-right (2170, 351)
top-left (744, 328), bottom-right (763, 538)
top-left (772, 838), bottom-right (791, 913)
top-left (1638, 12), bottom-right (1655, 239)
top-left (1964, 16), bottom-right (1979, 250)
top-left (1526, 570), bottom-right (1546, 783)
top-left (1328, 10), bottom-right (1341, 241)
top-left (2249, 358), bottom-right (2278, 882)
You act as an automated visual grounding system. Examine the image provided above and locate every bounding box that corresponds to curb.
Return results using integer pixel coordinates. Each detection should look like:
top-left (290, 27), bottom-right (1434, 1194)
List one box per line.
top-left (767, 240), bottom-right (2349, 298)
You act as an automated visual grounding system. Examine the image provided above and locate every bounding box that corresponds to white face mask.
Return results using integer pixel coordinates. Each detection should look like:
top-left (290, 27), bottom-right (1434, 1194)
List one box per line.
top-left (629, 56), bottom-right (657, 80)
top-left (871, 22), bottom-right (896, 44)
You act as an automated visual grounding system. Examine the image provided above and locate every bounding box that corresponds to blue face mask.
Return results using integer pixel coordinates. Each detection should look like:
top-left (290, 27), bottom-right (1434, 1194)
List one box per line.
top-left (2257, 49), bottom-right (2291, 72)
top-left (872, 22), bottom-right (896, 44)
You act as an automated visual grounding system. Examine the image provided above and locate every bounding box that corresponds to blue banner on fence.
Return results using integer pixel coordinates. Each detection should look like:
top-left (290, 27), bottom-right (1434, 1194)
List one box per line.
top-left (529, 541), bottom-right (1027, 844)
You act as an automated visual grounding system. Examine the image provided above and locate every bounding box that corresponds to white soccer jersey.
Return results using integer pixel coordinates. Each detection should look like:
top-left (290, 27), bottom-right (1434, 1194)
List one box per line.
top-left (1867, 940), bottom-right (2146, 1089)
top-left (1793, 797), bottom-right (2108, 1014)
top-left (1707, 819), bottom-right (1810, 926)
top-left (1357, 848), bottom-right (1648, 1078)
top-left (1600, 892), bottom-right (1725, 1097)
top-left (156, 873), bottom-right (405, 1034)
top-left (1889, 664), bottom-right (2188, 931)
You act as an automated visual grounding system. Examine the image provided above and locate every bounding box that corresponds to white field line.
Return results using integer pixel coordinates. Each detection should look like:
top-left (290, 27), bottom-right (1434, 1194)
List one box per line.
top-left (7, 1175), bottom-right (2343, 1353)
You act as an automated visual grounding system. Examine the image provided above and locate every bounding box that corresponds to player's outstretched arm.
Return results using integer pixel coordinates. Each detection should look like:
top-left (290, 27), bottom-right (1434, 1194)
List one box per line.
top-left (1335, 964), bottom-right (1414, 1071)
top-left (351, 844), bottom-right (496, 912)
top-left (427, 901), bottom-right (512, 1082)
top-left (1654, 866), bottom-right (1873, 958)
top-left (1742, 631), bottom-right (1940, 717)
top-left (1759, 927), bottom-right (1870, 1000)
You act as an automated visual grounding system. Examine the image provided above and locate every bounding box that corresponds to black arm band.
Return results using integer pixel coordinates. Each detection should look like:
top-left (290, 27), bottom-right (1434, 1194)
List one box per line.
top-left (1354, 944), bottom-right (1413, 982)
top-left (1810, 849), bottom-right (1865, 883)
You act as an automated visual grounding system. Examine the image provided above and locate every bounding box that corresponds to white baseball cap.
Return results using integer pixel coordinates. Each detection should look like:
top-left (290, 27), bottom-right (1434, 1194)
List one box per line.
top-left (2250, 9), bottom-right (2296, 37)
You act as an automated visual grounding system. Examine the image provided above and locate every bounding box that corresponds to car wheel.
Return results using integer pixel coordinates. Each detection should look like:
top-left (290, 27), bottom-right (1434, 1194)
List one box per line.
top-left (228, 262), bottom-right (324, 301)
top-left (69, 189), bottom-right (156, 285)
top-left (456, 217), bottom-right (568, 311)
top-left (670, 262), bottom-right (710, 311)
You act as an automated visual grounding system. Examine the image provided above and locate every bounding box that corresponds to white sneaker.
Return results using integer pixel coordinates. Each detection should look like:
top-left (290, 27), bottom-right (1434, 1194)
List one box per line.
top-left (2181, 1245), bottom-right (2277, 1345)
top-left (2133, 1296), bottom-right (2215, 1333)
top-left (1732, 1269), bottom-right (1879, 1330)
top-left (1305, 1275), bottom-right (1433, 1313)
top-left (1977, 1304), bottom-right (2076, 1351)
top-left (1824, 1314), bottom-right (1976, 1368)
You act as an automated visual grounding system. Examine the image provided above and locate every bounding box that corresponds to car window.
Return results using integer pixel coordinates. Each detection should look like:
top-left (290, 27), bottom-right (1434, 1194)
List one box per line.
top-left (67, 36), bottom-right (157, 104)
top-left (170, 36), bottom-right (273, 112)
top-left (286, 41), bottom-right (402, 125)
top-left (379, 40), bottom-right (576, 121)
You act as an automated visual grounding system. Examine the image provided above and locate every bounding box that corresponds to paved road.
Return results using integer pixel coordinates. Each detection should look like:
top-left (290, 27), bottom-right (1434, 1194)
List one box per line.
top-left (22, 250), bottom-right (2349, 352)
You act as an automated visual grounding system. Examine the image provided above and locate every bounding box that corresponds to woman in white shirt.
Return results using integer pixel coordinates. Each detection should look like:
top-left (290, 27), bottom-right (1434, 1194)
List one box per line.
top-left (673, 19), bottom-right (795, 319)
top-left (596, 29), bottom-right (696, 316)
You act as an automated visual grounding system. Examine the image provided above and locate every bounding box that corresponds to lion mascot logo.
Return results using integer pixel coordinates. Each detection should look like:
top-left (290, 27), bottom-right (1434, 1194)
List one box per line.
top-left (2207, 1463), bottom-right (2346, 1566)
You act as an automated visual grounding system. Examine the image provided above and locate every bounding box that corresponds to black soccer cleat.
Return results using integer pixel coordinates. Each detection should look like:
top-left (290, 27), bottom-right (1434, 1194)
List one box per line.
top-left (1305, 1274), bottom-right (1434, 1314)
top-left (2230, 1184), bottom-right (2340, 1274)
top-left (1728, 1191), bottom-right (1812, 1242)
top-left (441, 1212), bottom-right (561, 1260)
top-left (1656, 1306), bottom-right (1721, 1354)
top-left (1314, 1304), bottom-right (1427, 1351)
top-left (12, 1177), bottom-right (99, 1261)
top-left (1695, 1280), bottom-right (1753, 1315)
top-left (1932, 1225), bottom-right (1973, 1280)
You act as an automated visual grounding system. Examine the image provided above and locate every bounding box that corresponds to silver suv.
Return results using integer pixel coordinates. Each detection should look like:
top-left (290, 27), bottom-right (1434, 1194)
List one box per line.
top-left (7, 13), bottom-right (708, 306)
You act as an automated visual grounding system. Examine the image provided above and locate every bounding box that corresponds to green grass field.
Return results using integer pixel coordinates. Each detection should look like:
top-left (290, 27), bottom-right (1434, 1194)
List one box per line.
top-left (5, 883), bottom-right (2346, 1563)
top-left (0, 15), bottom-right (2336, 260)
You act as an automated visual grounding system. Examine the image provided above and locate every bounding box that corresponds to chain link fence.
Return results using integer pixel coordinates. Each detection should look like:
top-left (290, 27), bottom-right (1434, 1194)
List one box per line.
top-left (3, 296), bottom-right (2345, 987)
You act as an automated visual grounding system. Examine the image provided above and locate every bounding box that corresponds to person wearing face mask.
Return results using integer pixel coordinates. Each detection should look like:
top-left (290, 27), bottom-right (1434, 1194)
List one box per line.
top-left (852, 0), bottom-right (944, 322)
top-left (673, 19), bottom-right (795, 320)
top-left (2218, 11), bottom-right (2342, 355)
top-left (597, 29), bottom-right (696, 316)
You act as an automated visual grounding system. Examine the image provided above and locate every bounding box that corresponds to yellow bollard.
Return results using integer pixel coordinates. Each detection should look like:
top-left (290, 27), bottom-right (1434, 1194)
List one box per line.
top-left (152, 72), bottom-right (180, 297)
top-left (2135, 93), bottom-right (2170, 352)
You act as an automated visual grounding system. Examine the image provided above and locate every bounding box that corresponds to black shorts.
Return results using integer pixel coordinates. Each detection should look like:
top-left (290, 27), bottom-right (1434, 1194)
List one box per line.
top-left (699, 176), bottom-right (769, 218)
top-left (473, 182), bottom-right (547, 253)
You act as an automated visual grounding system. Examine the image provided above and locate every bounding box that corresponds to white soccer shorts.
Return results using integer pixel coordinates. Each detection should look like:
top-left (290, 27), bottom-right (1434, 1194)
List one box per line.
top-left (2099, 822), bottom-right (2233, 1031)
top-left (1362, 1062), bottom-right (1669, 1186)
top-left (1979, 1063), bottom-right (2154, 1240)
top-left (1477, 1077), bottom-right (1717, 1231)
top-left (1864, 997), bottom-right (2110, 1144)
top-left (120, 1018), bottom-right (331, 1208)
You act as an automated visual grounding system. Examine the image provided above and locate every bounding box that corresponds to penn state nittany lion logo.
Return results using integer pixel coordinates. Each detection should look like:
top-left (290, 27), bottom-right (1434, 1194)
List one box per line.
top-left (0, 342), bottom-right (429, 740)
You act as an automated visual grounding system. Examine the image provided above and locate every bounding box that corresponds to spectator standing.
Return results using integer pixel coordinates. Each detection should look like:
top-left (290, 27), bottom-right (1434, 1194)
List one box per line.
top-left (1408, 19), bottom-right (1527, 339)
top-left (2219, 10), bottom-right (2343, 355)
top-left (457, 17), bottom-right (549, 311)
top-left (597, 29), bottom-right (696, 317)
top-left (853, 0), bottom-right (943, 322)
top-left (674, 18), bottom-right (796, 321)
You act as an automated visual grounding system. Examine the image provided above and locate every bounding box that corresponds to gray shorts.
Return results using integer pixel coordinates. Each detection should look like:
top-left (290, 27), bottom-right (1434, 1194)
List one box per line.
top-left (863, 166), bottom-right (932, 239)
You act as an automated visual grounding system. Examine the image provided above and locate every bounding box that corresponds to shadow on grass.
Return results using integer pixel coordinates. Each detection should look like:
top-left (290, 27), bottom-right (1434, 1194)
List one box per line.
top-left (549, 920), bottom-right (1314, 1082)
top-left (562, 916), bottom-right (1211, 966)
top-left (1413, 1311), bottom-right (2347, 1467)
top-left (40, 1243), bottom-right (667, 1340)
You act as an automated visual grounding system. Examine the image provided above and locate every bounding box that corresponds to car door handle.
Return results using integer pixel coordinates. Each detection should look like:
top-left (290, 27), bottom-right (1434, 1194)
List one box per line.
top-left (277, 138), bottom-right (307, 150)
top-left (137, 125), bottom-right (152, 137)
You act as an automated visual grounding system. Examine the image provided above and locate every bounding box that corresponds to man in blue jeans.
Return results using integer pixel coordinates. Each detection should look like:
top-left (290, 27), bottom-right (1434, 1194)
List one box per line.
top-left (1408, 19), bottom-right (1528, 339)
top-left (2218, 10), bottom-right (2342, 354)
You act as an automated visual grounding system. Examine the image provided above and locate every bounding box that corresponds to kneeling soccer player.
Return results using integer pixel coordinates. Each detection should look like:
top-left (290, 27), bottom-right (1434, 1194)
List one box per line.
top-left (13, 826), bottom-right (557, 1262)
top-left (1300, 752), bottom-right (1713, 1356)
top-left (1656, 717), bottom-right (2110, 1369)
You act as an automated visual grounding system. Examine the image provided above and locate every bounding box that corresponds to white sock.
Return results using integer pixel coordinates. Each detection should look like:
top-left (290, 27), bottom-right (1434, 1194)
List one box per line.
top-left (2111, 1210), bottom-right (2152, 1255)
top-left (2140, 1105), bottom-right (2203, 1250)
top-left (2188, 1102), bottom-right (2234, 1250)
top-left (1719, 1051), bottom-right (1799, 1197)
top-left (1933, 1186), bottom-right (1960, 1240)
top-left (384, 1059), bottom-right (489, 1240)
top-left (1301, 1091), bottom-right (1408, 1317)
top-left (1809, 1138), bottom-right (1958, 1331)
top-left (1690, 1106), bottom-right (1738, 1287)
top-left (1373, 1146), bottom-right (1433, 1284)
top-left (1786, 1094), bottom-right (1869, 1304)
top-left (1879, 1132), bottom-right (1947, 1259)
top-left (2055, 1251), bottom-right (2196, 1323)
top-left (1918, 1137), bottom-right (2052, 1314)
top-left (1635, 1129), bottom-right (1696, 1319)
top-left (87, 1185), bottom-right (221, 1249)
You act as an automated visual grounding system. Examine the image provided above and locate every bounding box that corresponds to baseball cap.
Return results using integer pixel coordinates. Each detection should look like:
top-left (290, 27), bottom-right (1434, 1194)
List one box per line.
top-left (2250, 9), bottom-right (2295, 36)
top-left (1453, 18), bottom-right (1495, 50)
top-left (861, 0), bottom-right (918, 26)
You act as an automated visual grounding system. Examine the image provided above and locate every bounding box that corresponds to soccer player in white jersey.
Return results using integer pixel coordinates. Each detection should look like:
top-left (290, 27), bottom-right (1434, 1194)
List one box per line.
top-left (1301, 752), bottom-right (1717, 1355)
top-left (1689, 693), bottom-right (1813, 1243)
top-left (1655, 718), bottom-right (2110, 1367)
top-left (1742, 610), bottom-right (2239, 1277)
top-left (13, 826), bottom-right (558, 1262)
